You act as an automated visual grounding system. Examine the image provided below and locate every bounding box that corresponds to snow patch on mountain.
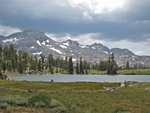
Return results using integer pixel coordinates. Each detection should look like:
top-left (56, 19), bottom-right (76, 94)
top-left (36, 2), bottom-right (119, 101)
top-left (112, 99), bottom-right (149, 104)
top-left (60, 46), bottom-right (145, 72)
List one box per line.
top-left (32, 52), bottom-right (42, 55)
top-left (62, 42), bottom-right (69, 46)
top-left (42, 41), bottom-right (46, 45)
top-left (30, 46), bottom-right (35, 49)
top-left (46, 39), bottom-right (49, 43)
top-left (79, 45), bottom-right (87, 48)
top-left (103, 51), bottom-right (108, 54)
top-left (49, 47), bottom-right (62, 54)
top-left (37, 40), bottom-right (41, 46)
top-left (92, 47), bottom-right (96, 49)
top-left (3, 37), bottom-right (19, 43)
top-left (60, 44), bottom-right (67, 49)
top-left (46, 45), bottom-right (52, 47)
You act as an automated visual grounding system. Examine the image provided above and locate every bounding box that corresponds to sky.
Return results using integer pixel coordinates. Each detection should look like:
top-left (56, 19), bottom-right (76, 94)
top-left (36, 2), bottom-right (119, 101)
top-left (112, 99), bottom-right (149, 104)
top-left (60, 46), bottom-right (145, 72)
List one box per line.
top-left (0, 0), bottom-right (150, 55)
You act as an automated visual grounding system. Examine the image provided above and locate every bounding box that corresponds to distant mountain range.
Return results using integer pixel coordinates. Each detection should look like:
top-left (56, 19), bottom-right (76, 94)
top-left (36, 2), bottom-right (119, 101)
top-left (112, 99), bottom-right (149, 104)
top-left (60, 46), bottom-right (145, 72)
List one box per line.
top-left (0, 29), bottom-right (150, 67)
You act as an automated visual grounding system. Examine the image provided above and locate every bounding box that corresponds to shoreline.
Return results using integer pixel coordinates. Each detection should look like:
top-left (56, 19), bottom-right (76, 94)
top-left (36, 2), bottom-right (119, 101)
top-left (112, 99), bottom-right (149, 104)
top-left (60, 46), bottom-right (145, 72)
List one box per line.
top-left (4, 69), bottom-right (150, 76)
top-left (7, 73), bottom-right (150, 76)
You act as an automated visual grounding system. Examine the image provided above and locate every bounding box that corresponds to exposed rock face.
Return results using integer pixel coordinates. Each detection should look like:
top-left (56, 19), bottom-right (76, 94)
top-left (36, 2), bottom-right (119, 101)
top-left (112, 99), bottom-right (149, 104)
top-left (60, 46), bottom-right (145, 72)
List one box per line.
top-left (0, 29), bottom-right (150, 67)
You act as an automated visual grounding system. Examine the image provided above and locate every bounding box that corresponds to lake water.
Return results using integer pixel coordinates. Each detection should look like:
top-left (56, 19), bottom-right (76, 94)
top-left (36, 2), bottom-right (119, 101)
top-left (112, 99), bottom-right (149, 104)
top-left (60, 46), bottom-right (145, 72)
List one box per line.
top-left (8, 74), bottom-right (150, 82)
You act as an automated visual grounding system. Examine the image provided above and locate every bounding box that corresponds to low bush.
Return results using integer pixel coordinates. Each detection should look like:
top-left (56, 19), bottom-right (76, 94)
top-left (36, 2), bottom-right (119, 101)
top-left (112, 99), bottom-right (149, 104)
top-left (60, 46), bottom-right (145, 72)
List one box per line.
top-left (15, 98), bottom-right (27, 106)
top-left (50, 99), bottom-right (64, 108)
top-left (70, 103), bottom-right (80, 110)
top-left (4, 106), bottom-right (11, 113)
top-left (28, 93), bottom-right (51, 107)
top-left (50, 99), bottom-right (67, 113)
top-left (34, 101), bottom-right (46, 107)
top-left (115, 108), bottom-right (131, 113)
top-left (52, 106), bottom-right (67, 113)
top-left (0, 95), bottom-right (27, 106)
top-left (0, 102), bottom-right (9, 109)
top-left (0, 95), bottom-right (16, 105)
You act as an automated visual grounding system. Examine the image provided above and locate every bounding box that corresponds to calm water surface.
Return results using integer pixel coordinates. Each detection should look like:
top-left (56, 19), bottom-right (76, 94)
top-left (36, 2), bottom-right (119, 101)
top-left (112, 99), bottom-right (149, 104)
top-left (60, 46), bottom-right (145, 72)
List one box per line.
top-left (8, 74), bottom-right (150, 82)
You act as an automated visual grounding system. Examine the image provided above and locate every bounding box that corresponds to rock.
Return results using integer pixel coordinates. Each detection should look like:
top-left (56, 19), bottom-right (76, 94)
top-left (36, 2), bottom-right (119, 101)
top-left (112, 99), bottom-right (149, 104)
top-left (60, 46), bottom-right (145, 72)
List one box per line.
top-left (50, 79), bottom-right (54, 82)
top-left (129, 84), bottom-right (133, 87)
top-left (145, 88), bottom-right (150, 92)
top-left (103, 87), bottom-right (119, 92)
top-left (28, 89), bottom-right (37, 93)
top-left (120, 83), bottom-right (125, 87)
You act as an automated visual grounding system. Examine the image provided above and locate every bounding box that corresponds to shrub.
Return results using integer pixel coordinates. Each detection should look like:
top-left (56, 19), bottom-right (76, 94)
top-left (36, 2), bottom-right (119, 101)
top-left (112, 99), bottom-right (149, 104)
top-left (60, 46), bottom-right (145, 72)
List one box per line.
top-left (0, 102), bottom-right (9, 109)
top-left (15, 98), bottom-right (27, 106)
top-left (28, 93), bottom-right (51, 107)
top-left (52, 106), bottom-right (67, 113)
top-left (4, 106), bottom-right (11, 113)
top-left (70, 103), bottom-right (80, 110)
top-left (0, 95), bottom-right (28, 106)
top-left (50, 99), bottom-right (67, 113)
top-left (34, 101), bottom-right (46, 107)
top-left (50, 99), bottom-right (64, 108)
top-left (15, 95), bottom-right (27, 106)
top-left (115, 108), bottom-right (131, 113)
top-left (0, 95), bottom-right (16, 105)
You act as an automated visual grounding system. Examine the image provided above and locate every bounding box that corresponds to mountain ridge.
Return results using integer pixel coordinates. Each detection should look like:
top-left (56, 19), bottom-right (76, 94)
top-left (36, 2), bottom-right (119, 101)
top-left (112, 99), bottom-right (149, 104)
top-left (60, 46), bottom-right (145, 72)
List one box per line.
top-left (0, 29), bottom-right (150, 67)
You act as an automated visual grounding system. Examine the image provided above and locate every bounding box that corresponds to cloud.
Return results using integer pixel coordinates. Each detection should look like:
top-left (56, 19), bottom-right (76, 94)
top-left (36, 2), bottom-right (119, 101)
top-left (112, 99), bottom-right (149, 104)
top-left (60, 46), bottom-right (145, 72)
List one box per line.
top-left (0, 24), bottom-right (21, 36)
top-left (68, 0), bottom-right (126, 14)
top-left (0, 0), bottom-right (150, 55)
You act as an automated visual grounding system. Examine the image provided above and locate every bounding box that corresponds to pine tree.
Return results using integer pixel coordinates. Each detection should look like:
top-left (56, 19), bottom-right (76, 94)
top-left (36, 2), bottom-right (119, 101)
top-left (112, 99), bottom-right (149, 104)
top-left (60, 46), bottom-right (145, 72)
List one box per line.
top-left (55, 68), bottom-right (58, 73)
top-left (99, 61), bottom-right (107, 71)
top-left (2, 62), bottom-right (6, 73)
top-left (64, 57), bottom-right (68, 70)
top-left (107, 53), bottom-right (118, 74)
top-left (38, 59), bottom-right (41, 72)
top-left (40, 54), bottom-right (45, 72)
top-left (48, 54), bottom-right (54, 74)
top-left (85, 68), bottom-right (88, 74)
top-left (76, 62), bottom-right (79, 74)
top-left (0, 44), bottom-right (2, 53)
top-left (68, 56), bottom-right (73, 74)
top-left (126, 61), bottom-right (130, 70)
top-left (35, 55), bottom-right (37, 72)
top-left (134, 63), bottom-right (137, 69)
top-left (80, 57), bottom-right (84, 74)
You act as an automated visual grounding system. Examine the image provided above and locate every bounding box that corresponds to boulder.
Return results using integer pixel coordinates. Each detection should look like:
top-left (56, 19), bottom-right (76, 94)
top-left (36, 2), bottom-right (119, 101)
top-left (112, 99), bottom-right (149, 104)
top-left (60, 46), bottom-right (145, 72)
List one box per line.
top-left (145, 88), bottom-right (150, 92)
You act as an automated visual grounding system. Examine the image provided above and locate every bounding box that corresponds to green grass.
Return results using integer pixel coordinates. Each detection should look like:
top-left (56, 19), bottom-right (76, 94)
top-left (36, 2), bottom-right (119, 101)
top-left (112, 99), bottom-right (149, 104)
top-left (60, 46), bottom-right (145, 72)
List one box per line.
top-left (0, 80), bottom-right (150, 113)
top-left (88, 69), bottom-right (150, 75)
top-left (5, 69), bottom-right (150, 75)
top-left (87, 70), bottom-right (106, 75)
top-left (0, 80), bottom-right (120, 90)
top-left (118, 69), bottom-right (150, 75)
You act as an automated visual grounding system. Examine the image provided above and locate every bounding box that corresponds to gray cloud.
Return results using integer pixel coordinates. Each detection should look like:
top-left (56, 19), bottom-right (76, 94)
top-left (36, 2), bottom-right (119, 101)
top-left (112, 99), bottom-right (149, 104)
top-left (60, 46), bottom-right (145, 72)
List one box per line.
top-left (0, 0), bottom-right (150, 42)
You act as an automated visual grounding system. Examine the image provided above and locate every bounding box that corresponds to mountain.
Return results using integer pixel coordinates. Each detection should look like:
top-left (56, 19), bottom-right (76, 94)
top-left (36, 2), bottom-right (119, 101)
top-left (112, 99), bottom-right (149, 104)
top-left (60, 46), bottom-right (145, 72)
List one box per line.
top-left (0, 29), bottom-right (150, 67)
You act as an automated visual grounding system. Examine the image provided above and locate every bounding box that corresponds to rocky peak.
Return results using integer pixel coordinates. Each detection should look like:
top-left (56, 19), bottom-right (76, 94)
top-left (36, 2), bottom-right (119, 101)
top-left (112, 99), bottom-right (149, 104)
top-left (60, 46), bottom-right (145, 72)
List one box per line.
top-left (110, 48), bottom-right (134, 55)
top-left (90, 42), bottom-right (110, 52)
top-left (62, 39), bottom-right (80, 47)
top-left (91, 43), bottom-right (103, 47)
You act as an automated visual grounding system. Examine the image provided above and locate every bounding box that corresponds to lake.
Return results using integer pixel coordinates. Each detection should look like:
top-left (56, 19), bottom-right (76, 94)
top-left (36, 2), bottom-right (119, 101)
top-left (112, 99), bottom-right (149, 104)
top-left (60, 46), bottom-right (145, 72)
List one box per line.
top-left (8, 74), bottom-right (150, 82)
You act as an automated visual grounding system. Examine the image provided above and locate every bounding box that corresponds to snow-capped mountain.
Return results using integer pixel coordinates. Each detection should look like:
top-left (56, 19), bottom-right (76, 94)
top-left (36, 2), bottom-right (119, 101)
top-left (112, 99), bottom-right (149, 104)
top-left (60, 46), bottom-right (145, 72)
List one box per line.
top-left (0, 30), bottom-right (150, 67)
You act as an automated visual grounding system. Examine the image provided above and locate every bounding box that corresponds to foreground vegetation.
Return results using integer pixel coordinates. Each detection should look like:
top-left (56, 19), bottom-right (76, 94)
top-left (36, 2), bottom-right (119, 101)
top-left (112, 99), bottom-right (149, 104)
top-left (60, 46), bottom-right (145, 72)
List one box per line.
top-left (0, 80), bottom-right (150, 113)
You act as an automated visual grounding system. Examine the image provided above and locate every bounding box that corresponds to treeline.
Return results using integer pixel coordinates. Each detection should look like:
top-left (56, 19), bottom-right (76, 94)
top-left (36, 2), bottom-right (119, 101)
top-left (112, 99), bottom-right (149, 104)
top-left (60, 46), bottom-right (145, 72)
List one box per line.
top-left (1, 44), bottom-right (147, 76)
top-left (0, 44), bottom-right (91, 75)
top-left (0, 44), bottom-right (64, 74)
